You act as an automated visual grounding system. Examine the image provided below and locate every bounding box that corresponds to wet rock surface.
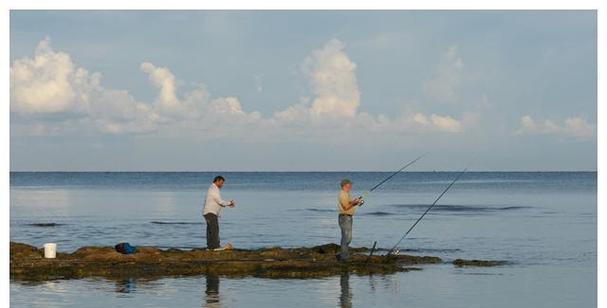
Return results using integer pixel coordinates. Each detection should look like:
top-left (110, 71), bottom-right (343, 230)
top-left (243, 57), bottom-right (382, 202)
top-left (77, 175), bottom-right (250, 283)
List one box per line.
top-left (452, 258), bottom-right (508, 267)
top-left (10, 242), bottom-right (502, 281)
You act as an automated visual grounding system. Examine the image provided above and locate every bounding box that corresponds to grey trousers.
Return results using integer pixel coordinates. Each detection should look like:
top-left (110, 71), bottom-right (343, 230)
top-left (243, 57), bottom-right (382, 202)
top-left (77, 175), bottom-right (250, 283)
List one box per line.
top-left (204, 213), bottom-right (220, 249)
top-left (339, 214), bottom-right (353, 259)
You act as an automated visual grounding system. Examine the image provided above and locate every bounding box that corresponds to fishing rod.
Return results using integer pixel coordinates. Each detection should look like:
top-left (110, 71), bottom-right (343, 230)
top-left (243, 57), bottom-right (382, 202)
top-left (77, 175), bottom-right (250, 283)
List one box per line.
top-left (358, 153), bottom-right (428, 204)
top-left (385, 168), bottom-right (468, 256)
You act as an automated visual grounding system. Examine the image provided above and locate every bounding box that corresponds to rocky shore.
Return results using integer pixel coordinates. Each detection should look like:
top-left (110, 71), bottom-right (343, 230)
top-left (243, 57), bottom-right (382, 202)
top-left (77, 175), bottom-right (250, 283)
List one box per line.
top-left (10, 242), bottom-right (505, 281)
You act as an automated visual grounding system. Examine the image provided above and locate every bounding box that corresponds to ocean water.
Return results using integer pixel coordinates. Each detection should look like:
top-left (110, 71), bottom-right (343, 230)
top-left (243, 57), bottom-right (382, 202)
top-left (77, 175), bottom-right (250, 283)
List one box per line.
top-left (10, 172), bottom-right (597, 307)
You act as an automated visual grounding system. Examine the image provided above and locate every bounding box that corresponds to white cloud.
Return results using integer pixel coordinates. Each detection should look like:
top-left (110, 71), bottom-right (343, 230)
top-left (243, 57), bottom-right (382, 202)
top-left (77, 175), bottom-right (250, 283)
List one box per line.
top-left (10, 38), bottom-right (95, 115)
top-left (138, 62), bottom-right (263, 127)
top-left (11, 38), bottom-right (470, 138)
top-left (301, 39), bottom-right (360, 119)
top-left (140, 62), bottom-right (180, 111)
top-left (88, 89), bottom-right (159, 134)
top-left (563, 117), bottom-right (595, 137)
top-left (430, 114), bottom-right (462, 132)
top-left (10, 39), bottom-right (264, 135)
top-left (423, 46), bottom-right (464, 103)
top-left (517, 115), bottom-right (595, 138)
top-left (269, 40), bottom-right (468, 135)
top-left (206, 97), bottom-right (262, 124)
top-left (413, 113), bottom-right (430, 125)
top-left (11, 38), bottom-right (161, 134)
top-left (409, 113), bottom-right (462, 133)
top-left (273, 103), bottom-right (309, 125)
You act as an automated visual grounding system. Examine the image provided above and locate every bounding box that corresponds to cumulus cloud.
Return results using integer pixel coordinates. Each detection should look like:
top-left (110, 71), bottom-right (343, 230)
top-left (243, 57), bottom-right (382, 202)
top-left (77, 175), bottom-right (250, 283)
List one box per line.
top-left (10, 38), bottom-right (264, 135)
top-left (423, 46), bottom-right (464, 103)
top-left (11, 38), bottom-right (96, 115)
top-left (206, 97), bottom-right (262, 125)
top-left (271, 39), bottom-right (362, 127)
top-left (11, 38), bottom-right (161, 134)
top-left (563, 117), bottom-right (595, 137)
top-left (140, 62), bottom-right (180, 111)
top-left (301, 39), bottom-right (360, 118)
top-left (134, 62), bottom-right (263, 128)
top-left (139, 62), bottom-right (211, 120)
top-left (11, 38), bottom-right (470, 137)
top-left (517, 115), bottom-right (595, 138)
top-left (88, 89), bottom-right (159, 134)
top-left (412, 113), bottom-right (462, 132)
top-left (273, 103), bottom-right (310, 125)
top-left (269, 40), bottom-right (468, 134)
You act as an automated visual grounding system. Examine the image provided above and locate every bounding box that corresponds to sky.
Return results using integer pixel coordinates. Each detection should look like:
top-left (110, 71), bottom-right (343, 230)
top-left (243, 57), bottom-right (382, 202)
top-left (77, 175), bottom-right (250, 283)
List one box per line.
top-left (9, 10), bottom-right (597, 171)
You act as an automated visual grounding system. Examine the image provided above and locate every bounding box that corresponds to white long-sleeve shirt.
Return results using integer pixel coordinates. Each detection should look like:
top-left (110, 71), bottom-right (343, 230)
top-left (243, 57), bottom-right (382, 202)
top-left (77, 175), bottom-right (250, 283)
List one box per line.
top-left (203, 183), bottom-right (231, 216)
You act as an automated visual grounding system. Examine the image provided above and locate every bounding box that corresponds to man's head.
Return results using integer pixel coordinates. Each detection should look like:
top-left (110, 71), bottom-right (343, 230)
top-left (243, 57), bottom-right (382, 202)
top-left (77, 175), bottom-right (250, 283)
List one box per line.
top-left (340, 179), bottom-right (353, 192)
top-left (213, 175), bottom-right (225, 188)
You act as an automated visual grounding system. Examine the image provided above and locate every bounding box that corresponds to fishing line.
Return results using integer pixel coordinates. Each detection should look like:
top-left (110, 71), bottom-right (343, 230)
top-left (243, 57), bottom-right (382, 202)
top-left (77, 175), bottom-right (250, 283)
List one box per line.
top-left (385, 167), bottom-right (468, 256)
top-left (358, 153), bottom-right (428, 202)
top-left (356, 153), bottom-right (426, 259)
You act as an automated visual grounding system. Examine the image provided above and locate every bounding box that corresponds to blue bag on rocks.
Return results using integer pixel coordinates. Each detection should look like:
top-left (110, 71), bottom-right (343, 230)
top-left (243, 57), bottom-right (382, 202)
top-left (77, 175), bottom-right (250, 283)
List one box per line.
top-left (115, 242), bottom-right (137, 254)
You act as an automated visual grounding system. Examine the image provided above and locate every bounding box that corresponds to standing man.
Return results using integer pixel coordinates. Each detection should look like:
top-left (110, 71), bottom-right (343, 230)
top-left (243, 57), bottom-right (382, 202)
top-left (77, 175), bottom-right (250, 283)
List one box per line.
top-left (337, 179), bottom-right (364, 261)
top-left (203, 176), bottom-right (236, 250)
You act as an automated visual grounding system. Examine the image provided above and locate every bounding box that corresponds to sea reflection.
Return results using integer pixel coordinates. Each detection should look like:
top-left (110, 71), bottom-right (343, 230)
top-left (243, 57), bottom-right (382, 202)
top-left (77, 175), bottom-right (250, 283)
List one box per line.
top-left (340, 272), bottom-right (352, 308)
top-left (11, 188), bottom-right (72, 217)
top-left (204, 273), bottom-right (221, 308)
top-left (115, 278), bottom-right (137, 294)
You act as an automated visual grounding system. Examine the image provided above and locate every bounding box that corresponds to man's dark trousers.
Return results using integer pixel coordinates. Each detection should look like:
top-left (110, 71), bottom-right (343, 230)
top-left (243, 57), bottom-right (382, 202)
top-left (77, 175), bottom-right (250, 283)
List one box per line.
top-left (204, 213), bottom-right (220, 249)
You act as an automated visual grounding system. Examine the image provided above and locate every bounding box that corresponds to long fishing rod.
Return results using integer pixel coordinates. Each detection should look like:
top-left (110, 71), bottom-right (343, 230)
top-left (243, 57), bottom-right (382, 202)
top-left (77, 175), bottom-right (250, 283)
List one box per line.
top-left (358, 153), bottom-right (428, 203)
top-left (386, 168), bottom-right (468, 256)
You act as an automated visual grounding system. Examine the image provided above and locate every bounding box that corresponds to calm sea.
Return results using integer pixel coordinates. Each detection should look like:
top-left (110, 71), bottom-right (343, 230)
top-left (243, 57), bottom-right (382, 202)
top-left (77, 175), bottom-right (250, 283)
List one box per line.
top-left (10, 172), bottom-right (597, 307)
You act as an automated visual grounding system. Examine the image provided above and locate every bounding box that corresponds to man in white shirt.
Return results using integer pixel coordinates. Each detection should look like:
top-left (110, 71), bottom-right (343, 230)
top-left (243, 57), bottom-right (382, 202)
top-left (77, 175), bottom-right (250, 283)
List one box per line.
top-left (203, 176), bottom-right (236, 250)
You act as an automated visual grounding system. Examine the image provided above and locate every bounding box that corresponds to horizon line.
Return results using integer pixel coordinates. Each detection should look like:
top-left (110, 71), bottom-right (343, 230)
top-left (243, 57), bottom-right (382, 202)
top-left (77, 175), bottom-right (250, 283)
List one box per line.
top-left (9, 169), bottom-right (598, 173)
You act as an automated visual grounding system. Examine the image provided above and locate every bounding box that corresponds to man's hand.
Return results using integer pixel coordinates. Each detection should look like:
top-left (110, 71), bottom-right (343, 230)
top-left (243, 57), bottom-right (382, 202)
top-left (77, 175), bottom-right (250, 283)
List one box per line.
top-left (228, 200), bottom-right (236, 208)
top-left (355, 197), bottom-right (364, 206)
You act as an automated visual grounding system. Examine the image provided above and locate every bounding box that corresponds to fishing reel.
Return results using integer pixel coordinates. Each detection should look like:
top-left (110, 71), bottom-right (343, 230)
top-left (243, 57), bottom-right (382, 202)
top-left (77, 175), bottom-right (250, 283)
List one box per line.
top-left (357, 192), bottom-right (368, 206)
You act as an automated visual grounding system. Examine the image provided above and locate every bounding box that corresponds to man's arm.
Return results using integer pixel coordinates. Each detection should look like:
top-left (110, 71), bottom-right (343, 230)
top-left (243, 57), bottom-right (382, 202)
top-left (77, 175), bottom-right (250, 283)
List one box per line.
top-left (211, 189), bottom-right (233, 207)
top-left (339, 194), bottom-right (361, 211)
top-left (347, 198), bottom-right (362, 209)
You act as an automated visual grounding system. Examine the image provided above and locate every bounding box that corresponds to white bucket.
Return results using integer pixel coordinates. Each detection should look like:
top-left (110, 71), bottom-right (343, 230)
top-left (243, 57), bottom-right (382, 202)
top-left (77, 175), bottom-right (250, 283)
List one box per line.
top-left (43, 243), bottom-right (57, 259)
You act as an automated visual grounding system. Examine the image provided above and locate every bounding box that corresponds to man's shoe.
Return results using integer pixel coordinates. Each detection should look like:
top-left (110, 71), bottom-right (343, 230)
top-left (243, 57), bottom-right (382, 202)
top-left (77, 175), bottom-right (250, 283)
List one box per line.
top-left (212, 243), bottom-right (233, 251)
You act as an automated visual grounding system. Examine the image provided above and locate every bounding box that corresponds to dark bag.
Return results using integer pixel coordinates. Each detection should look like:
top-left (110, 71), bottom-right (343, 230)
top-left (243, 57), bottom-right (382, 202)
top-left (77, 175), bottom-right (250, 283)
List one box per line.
top-left (115, 242), bottom-right (137, 254)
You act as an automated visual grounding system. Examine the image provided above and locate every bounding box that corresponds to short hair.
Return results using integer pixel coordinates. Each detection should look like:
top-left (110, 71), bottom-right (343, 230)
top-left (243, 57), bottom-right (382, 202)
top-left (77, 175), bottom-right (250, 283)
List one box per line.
top-left (340, 178), bottom-right (352, 187)
top-left (213, 175), bottom-right (225, 183)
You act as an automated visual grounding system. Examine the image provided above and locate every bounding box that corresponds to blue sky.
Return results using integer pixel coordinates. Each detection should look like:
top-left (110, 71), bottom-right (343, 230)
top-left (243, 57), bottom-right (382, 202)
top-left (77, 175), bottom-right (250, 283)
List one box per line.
top-left (10, 11), bottom-right (597, 171)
